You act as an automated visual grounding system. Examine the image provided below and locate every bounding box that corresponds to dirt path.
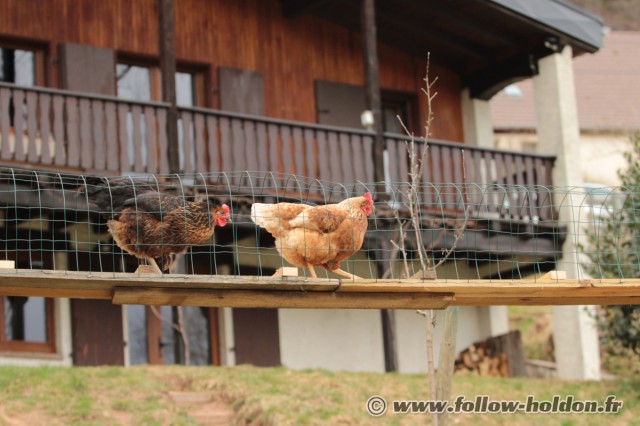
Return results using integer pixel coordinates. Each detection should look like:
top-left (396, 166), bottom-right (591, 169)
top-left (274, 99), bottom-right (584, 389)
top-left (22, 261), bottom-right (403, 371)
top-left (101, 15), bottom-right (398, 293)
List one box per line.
top-left (169, 391), bottom-right (234, 425)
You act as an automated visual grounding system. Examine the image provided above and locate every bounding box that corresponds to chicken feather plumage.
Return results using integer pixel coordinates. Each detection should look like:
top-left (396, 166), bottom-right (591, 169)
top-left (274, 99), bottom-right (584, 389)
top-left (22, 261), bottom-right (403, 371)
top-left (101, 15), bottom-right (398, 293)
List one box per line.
top-left (79, 177), bottom-right (230, 273)
top-left (250, 194), bottom-right (373, 279)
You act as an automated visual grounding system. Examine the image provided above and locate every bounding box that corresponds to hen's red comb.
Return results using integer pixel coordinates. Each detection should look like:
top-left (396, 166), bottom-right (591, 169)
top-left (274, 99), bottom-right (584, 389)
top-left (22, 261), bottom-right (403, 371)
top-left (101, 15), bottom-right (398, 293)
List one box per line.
top-left (364, 193), bottom-right (372, 201)
top-left (222, 204), bottom-right (230, 214)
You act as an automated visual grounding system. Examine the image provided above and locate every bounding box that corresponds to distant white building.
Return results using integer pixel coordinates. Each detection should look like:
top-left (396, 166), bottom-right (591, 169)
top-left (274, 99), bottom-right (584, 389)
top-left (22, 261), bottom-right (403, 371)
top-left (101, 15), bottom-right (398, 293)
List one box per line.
top-left (491, 31), bottom-right (640, 187)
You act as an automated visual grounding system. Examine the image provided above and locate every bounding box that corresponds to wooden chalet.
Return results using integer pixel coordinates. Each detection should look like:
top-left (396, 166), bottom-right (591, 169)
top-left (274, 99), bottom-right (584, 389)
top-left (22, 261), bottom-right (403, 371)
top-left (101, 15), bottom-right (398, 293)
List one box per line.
top-left (0, 0), bottom-right (603, 371)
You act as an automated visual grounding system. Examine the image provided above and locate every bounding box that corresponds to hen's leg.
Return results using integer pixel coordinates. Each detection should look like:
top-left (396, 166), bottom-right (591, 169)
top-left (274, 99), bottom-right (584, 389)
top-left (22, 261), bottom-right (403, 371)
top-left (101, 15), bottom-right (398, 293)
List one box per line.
top-left (165, 255), bottom-right (179, 274)
top-left (306, 264), bottom-right (318, 279)
top-left (147, 258), bottom-right (163, 274)
top-left (331, 268), bottom-right (362, 280)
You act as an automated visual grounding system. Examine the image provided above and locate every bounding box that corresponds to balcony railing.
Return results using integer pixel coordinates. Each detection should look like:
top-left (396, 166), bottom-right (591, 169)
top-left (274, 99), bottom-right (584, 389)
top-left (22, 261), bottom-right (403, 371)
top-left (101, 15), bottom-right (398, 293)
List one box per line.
top-left (0, 82), bottom-right (556, 220)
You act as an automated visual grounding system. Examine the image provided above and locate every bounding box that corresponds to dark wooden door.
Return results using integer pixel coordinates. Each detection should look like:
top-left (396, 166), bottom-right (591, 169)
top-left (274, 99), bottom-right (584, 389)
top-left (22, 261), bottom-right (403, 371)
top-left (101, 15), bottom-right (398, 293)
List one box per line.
top-left (233, 308), bottom-right (281, 366)
top-left (71, 299), bottom-right (124, 366)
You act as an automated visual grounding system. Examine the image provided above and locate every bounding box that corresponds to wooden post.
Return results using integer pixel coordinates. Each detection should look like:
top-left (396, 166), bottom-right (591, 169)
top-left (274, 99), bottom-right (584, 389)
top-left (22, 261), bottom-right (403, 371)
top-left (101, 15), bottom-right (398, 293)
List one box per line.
top-left (362, 0), bottom-right (396, 370)
top-left (375, 238), bottom-right (398, 372)
top-left (381, 309), bottom-right (398, 372)
top-left (159, 0), bottom-right (180, 173)
top-left (436, 306), bottom-right (459, 426)
top-left (361, 0), bottom-right (385, 194)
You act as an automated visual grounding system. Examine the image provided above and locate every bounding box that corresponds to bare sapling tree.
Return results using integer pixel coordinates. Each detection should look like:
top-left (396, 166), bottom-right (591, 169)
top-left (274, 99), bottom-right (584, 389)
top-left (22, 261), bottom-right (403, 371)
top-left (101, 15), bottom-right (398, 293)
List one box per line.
top-left (389, 53), bottom-right (467, 426)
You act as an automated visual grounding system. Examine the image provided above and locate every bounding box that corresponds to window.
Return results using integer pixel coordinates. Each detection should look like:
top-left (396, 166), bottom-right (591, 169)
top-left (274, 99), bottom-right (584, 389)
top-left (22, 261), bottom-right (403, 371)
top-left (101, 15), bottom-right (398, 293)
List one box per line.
top-left (1, 49), bottom-right (34, 86)
top-left (116, 60), bottom-right (203, 106)
top-left (116, 63), bottom-right (155, 101)
top-left (176, 71), bottom-right (197, 107)
top-left (0, 41), bottom-right (46, 86)
top-left (0, 297), bottom-right (55, 353)
top-left (381, 92), bottom-right (416, 134)
top-left (116, 60), bottom-right (204, 170)
top-left (0, 259), bottom-right (56, 354)
top-left (127, 305), bottom-right (217, 365)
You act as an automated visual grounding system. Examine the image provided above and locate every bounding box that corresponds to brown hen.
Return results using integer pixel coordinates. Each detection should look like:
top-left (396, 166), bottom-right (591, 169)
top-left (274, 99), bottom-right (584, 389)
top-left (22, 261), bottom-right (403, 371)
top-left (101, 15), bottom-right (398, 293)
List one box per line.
top-left (81, 177), bottom-right (230, 273)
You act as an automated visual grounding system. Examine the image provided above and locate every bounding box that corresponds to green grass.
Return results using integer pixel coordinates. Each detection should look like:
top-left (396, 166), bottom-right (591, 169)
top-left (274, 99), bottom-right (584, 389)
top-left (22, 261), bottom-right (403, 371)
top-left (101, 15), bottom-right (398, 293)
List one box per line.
top-left (509, 305), bottom-right (555, 361)
top-left (0, 365), bottom-right (637, 425)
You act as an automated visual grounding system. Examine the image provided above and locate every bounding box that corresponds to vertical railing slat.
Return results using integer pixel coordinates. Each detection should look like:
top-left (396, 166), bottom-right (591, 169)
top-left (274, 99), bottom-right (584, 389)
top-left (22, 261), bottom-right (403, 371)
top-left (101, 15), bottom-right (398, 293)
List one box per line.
top-left (0, 88), bottom-right (11, 160)
top-left (205, 115), bottom-right (219, 173)
top-left (316, 130), bottom-right (330, 183)
top-left (104, 102), bottom-right (118, 171)
top-left (13, 90), bottom-right (25, 161)
top-left (180, 111), bottom-right (193, 174)
top-left (280, 125), bottom-right (292, 177)
top-left (351, 134), bottom-right (366, 183)
top-left (267, 123), bottom-right (280, 189)
top-left (339, 133), bottom-right (352, 183)
top-left (327, 132), bottom-right (340, 183)
top-left (194, 112), bottom-right (206, 173)
top-left (292, 127), bottom-right (304, 176)
top-left (52, 95), bottom-right (65, 166)
top-left (483, 150), bottom-right (496, 216)
top-left (244, 120), bottom-right (258, 172)
top-left (26, 92), bottom-right (38, 163)
top-left (117, 104), bottom-right (131, 173)
top-left (452, 147), bottom-right (464, 211)
top-left (39, 93), bottom-right (52, 165)
top-left (524, 155), bottom-right (536, 221)
top-left (502, 153), bottom-right (514, 218)
top-left (471, 149), bottom-right (484, 211)
top-left (219, 117), bottom-right (232, 172)
top-left (362, 135), bottom-right (374, 185)
top-left (231, 118), bottom-right (245, 181)
top-left (92, 100), bottom-right (105, 171)
top-left (79, 98), bottom-right (92, 169)
top-left (304, 128), bottom-right (316, 180)
top-left (65, 96), bottom-right (80, 167)
top-left (145, 106), bottom-right (157, 173)
top-left (157, 108), bottom-right (169, 174)
top-left (513, 154), bottom-right (525, 219)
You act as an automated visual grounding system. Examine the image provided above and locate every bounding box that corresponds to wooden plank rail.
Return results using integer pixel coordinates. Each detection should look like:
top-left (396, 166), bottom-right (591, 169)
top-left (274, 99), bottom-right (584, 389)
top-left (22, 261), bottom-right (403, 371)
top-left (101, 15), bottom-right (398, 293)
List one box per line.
top-left (0, 269), bottom-right (639, 309)
top-left (0, 82), bottom-right (557, 222)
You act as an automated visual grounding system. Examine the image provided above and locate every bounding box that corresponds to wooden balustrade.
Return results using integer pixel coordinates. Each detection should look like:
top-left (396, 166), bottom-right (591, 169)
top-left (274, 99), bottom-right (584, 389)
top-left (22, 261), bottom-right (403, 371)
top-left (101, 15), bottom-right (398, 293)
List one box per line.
top-left (0, 82), bottom-right (556, 221)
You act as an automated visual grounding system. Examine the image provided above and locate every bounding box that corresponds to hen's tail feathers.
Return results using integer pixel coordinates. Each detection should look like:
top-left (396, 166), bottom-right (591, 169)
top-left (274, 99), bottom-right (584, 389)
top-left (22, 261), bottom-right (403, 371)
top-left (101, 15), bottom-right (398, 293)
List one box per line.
top-left (250, 203), bottom-right (269, 228)
top-left (250, 203), bottom-right (282, 236)
top-left (78, 177), bottom-right (156, 214)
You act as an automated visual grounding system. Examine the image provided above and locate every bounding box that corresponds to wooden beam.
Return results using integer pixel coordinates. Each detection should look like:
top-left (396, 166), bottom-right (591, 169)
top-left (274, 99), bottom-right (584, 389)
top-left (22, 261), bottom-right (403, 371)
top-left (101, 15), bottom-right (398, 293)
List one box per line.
top-left (0, 269), bottom-right (639, 307)
top-left (0, 269), bottom-right (342, 292)
top-left (454, 296), bottom-right (640, 306)
top-left (0, 286), bottom-right (111, 299)
top-left (112, 287), bottom-right (455, 310)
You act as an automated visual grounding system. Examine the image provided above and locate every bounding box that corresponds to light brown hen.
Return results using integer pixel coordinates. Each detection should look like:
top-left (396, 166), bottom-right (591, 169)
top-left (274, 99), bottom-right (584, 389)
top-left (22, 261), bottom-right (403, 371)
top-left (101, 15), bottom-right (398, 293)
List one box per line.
top-left (250, 193), bottom-right (373, 279)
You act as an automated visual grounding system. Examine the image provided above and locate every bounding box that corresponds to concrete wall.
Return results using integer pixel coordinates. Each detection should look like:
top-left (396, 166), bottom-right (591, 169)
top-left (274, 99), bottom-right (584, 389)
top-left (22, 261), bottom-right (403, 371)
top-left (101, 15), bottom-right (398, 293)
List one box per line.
top-left (278, 308), bottom-right (386, 372)
top-left (395, 307), bottom-right (494, 374)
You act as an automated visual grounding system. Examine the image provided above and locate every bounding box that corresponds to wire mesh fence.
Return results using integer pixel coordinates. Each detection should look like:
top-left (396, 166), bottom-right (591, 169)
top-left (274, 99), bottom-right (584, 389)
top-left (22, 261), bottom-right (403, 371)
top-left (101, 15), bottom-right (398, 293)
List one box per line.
top-left (0, 166), bottom-right (635, 282)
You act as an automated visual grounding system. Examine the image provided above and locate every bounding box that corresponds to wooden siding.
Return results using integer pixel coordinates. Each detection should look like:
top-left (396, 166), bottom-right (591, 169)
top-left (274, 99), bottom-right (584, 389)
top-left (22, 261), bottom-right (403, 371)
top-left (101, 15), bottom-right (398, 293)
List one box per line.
top-left (0, 0), bottom-right (463, 141)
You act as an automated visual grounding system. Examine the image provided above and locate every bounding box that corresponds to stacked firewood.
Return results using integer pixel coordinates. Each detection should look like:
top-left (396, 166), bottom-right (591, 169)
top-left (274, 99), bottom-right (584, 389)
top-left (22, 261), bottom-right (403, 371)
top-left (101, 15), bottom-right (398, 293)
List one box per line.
top-left (454, 330), bottom-right (525, 377)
